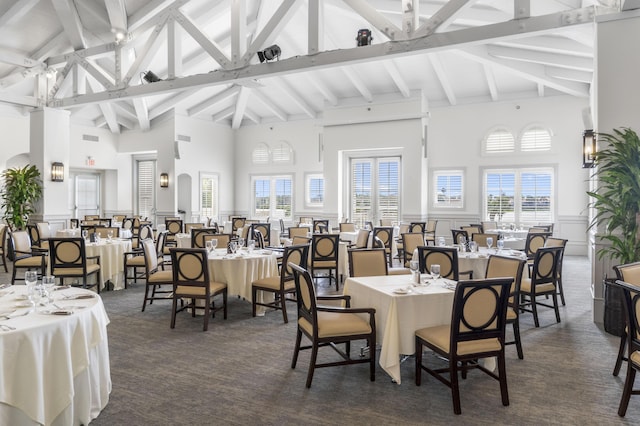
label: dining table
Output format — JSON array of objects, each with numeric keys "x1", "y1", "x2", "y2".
[
  {"x1": 343, "y1": 274, "x2": 456, "y2": 384},
  {"x1": 0, "y1": 285, "x2": 111, "y2": 425},
  {"x1": 458, "y1": 248, "x2": 528, "y2": 279}
]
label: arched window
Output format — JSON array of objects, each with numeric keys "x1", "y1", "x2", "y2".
[
  {"x1": 521, "y1": 126, "x2": 552, "y2": 152},
  {"x1": 252, "y1": 143, "x2": 270, "y2": 165},
  {"x1": 272, "y1": 140, "x2": 293, "y2": 164},
  {"x1": 484, "y1": 128, "x2": 515, "y2": 154}
]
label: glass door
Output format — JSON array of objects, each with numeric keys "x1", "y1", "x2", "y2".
[{"x1": 349, "y1": 156, "x2": 400, "y2": 227}]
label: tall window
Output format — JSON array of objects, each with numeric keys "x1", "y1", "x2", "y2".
[
  {"x1": 484, "y1": 168, "x2": 554, "y2": 225},
  {"x1": 200, "y1": 173, "x2": 219, "y2": 220},
  {"x1": 305, "y1": 174, "x2": 324, "y2": 207},
  {"x1": 136, "y1": 160, "x2": 156, "y2": 220},
  {"x1": 433, "y1": 170, "x2": 464, "y2": 208},
  {"x1": 350, "y1": 157, "x2": 400, "y2": 226},
  {"x1": 74, "y1": 173, "x2": 100, "y2": 218},
  {"x1": 252, "y1": 175, "x2": 293, "y2": 219}
]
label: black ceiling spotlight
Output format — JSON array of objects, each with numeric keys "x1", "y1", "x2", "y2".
[
  {"x1": 257, "y1": 45, "x2": 281, "y2": 63},
  {"x1": 356, "y1": 29, "x2": 372, "y2": 46},
  {"x1": 143, "y1": 70, "x2": 162, "y2": 83}
]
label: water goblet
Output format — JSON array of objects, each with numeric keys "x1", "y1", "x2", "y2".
[
  {"x1": 409, "y1": 260, "x2": 420, "y2": 284},
  {"x1": 25, "y1": 270, "x2": 38, "y2": 306},
  {"x1": 248, "y1": 239, "x2": 255, "y2": 253},
  {"x1": 210, "y1": 239, "x2": 218, "y2": 251},
  {"x1": 437, "y1": 236, "x2": 446, "y2": 247},
  {"x1": 229, "y1": 241, "x2": 237, "y2": 254},
  {"x1": 469, "y1": 241, "x2": 477, "y2": 253},
  {"x1": 497, "y1": 239, "x2": 505, "y2": 251},
  {"x1": 82, "y1": 229, "x2": 88, "y2": 241},
  {"x1": 238, "y1": 237, "x2": 245, "y2": 249},
  {"x1": 430, "y1": 264, "x2": 441, "y2": 281},
  {"x1": 107, "y1": 230, "x2": 113, "y2": 242},
  {"x1": 206, "y1": 240, "x2": 213, "y2": 253},
  {"x1": 486, "y1": 237, "x2": 493, "y2": 250},
  {"x1": 459, "y1": 236, "x2": 467, "y2": 251},
  {"x1": 42, "y1": 275, "x2": 56, "y2": 305}
]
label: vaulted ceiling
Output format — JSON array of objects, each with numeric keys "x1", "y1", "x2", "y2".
[{"x1": 0, "y1": 0, "x2": 630, "y2": 133}]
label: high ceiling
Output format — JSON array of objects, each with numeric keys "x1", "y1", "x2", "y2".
[{"x1": 0, "y1": 0, "x2": 629, "y2": 133}]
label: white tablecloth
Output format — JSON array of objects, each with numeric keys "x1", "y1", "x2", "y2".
[
  {"x1": 0, "y1": 286, "x2": 111, "y2": 425},
  {"x1": 458, "y1": 249, "x2": 528, "y2": 279},
  {"x1": 57, "y1": 228, "x2": 132, "y2": 239},
  {"x1": 86, "y1": 240, "x2": 132, "y2": 290}
]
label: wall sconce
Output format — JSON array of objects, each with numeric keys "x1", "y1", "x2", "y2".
[
  {"x1": 51, "y1": 162, "x2": 64, "y2": 182},
  {"x1": 160, "y1": 173, "x2": 169, "y2": 188},
  {"x1": 583, "y1": 129, "x2": 596, "y2": 168}
]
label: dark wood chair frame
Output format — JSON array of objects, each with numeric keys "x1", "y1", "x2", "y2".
[
  {"x1": 451, "y1": 229, "x2": 469, "y2": 245},
  {"x1": 310, "y1": 233, "x2": 341, "y2": 290},
  {"x1": 48, "y1": 237, "x2": 101, "y2": 293},
  {"x1": 141, "y1": 235, "x2": 173, "y2": 312},
  {"x1": 373, "y1": 226, "x2": 394, "y2": 268},
  {"x1": 312, "y1": 219, "x2": 329, "y2": 234},
  {"x1": 191, "y1": 227, "x2": 220, "y2": 248},
  {"x1": 7, "y1": 230, "x2": 47, "y2": 284},
  {"x1": 417, "y1": 246, "x2": 472, "y2": 280},
  {"x1": 249, "y1": 223, "x2": 271, "y2": 247},
  {"x1": 519, "y1": 246, "x2": 562, "y2": 327},
  {"x1": 612, "y1": 262, "x2": 640, "y2": 377},
  {"x1": 415, "y1": 278, "x2": 513, "y2": 415}
]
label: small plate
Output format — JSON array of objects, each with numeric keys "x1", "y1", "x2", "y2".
[
  {"x1": 14, "y1": 295, "x2": 29, "y2": 301},
  {"x1": 15, "y1": 300, "x2": 34, "y2": 308},
  {"x1": 393, "y1": 288, "x2": 410, "y2": 294},
  {"x1": 40, "y1": 309, "x2": 73, "y2": 316}
]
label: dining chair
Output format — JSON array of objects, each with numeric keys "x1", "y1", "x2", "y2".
[
  {"x1": 461, "y1": 225, "x2": 482, "y2": 238},
  {"x1": 48, "y1": 237, "x2": 102, "y2": 293},
  {"x1": 288, "y1": 227, "x2": 309, "y2": 239},
  {"x1": 544, "y1": 237, "x2": 568, "y2": 305},
  {"x1": 310, "y1": 233, "x2": 340, "y2": 290},
  {"x1": 165, "y1": 219, "x2": 183, "y2": 247},
  {"x1": 409, "y1": 222, "x2": 426, "y2": 234},
  {"x1": 339, "y1": 222, "x2": 356, "y2": 232},
  {"x1": 364, "y1": 221, "x2": 374, "y2": 231},
  {"x1": 7, "y1": 230, "x2": 48, "y2": 284},
  {"x1": 395, "y1": 223, "x2": 410, "y2": 259},
  {"x1": 451, "y1": 229, "x2": 469, "y2": 245},
  {"x1": 611, "y1": 279, "x2": 640, "y2": 417},
  {"x1": 481, "y1": 221, "x2": 498, "y2": 232},
  {"x1": 417, "y1": 246, "x2": 472, "y2": 280},
  {"x1": 425, "y1": 219, "x2": 438, "y2": 245},
  {"x1": 373, "y1": 226, "x2": 394, "y2": 268},
  {"x1": 292, "y1": 236, "x2": 311, "y2": 246},
  {"x1": 27, "y1": 224, "x2": 43, "y2": 249},
  {"x1": 380, "y1": 218, "x2": 394, "y2": 226},
  {"x1": 485, "y1": 255, "x2": 526, "y2": 359},
  {"x1": 298, "y1": 216, "x2": 313, "y2": 226},
  {"x1": 121, "y1": 217, "x2": 134, "y2": 235},
  {"x1": 279, "y1": 218, "x2": 288, "y2": 237},
  {"x1": 231, "y1": 217, "x2": 246, "y2": 233},
  {"x1": 191, "y1": 227, "x2": 219, "y2": 248},
  {"x1": 94, "y1": 226, "x2": 120, "y2": 239},
  {"x1": 519, "y1": 246, "x2": 563, "y2": 327},
  {"x1": 36, "y1": 222, "x2": 51, "y2": 249},
  {"x1": 203, "y1": 234, "x2": 231, "y2": 251},
  {"x1": 348, "y1": 248, "x2": 388, "y2": 277},
  {"x1": 249, "y1": 223, "x2": 271, "y2": 247},
  {"x1": 0, "y1": 225, "x2": 8, "y2": 273},
  {"x1": 140, "y1": 237, "x2": 174, "y2": 312},
  {"x1": 169, "y1": 248, "x2": 228, "y2": 331},
  {"x1": 415, "y1": 277, "x2": 513, "y2": 414},
  {"x1": 351, "y1": 229, "x2": 371, "y2": 249},
  {"x1": 113, "y1": 214, "x2": 126, "y2": 223},
  {"x1": 471, "y1": 233, "x2": 495, "y2": 248},
  {"x1": 523, "y1": 231, "x2": 551, "y2": 261},
  {"x1": 69, "y1": 218, "x2": 80, "y2": 229},
  {"x1": 133, "y1": 224, "x2": 153, "y2": 250},
  {"x1": 612, "y1": 262, "x2": 640, "y2": 377},
  {"x1": 251, "y1": 244, "x2": 309, "y2": 323},
  {"x1": 402, "y1": 232, "x2": 425, "y2": 267},
  {"x1": 184, "y1": 222, "x2": 204, "y2": 234},
  {"x1": 289, "y1": 263, "x2": 376, "y2": 388},
  {"x1": 98, "y1": 218, "x2": 112, "y2": 227},
  {"x1": 312, "y1": 219, "x2": 329, "y2": 234}
]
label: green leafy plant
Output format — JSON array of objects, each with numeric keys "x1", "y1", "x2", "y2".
[
  {"x1": 1, "y1": 164, "x2": 43, "y2": 230},
  {"x1": 587, "y1": 128, "x2": 640, "y2": 264}
]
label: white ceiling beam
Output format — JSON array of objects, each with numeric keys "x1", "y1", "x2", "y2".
[
  {"x1": 76, "y1": 0, "x2": 110, "y2": 28},
  {"x1": 0, "y1": 92, "x2": 39, "y2": 107},
  {"x1": 75, "y1": 57, "x2": 115, "y2": 90},
  {"x1": 128, "y1": 0, "x2": 182, "y2": 32},
  {"x1": 457, "y1": 46, "x2": 590, "y2": 97},
  {"x1": 241, "y1": 0, "x2": 301, "y2": 65},
  {"x1": 383, "y1": 60, "x2": 410, "y2": 98},
  {"x1": 112, "y1": 101, "x2": 138, "y2": 120},
  {"x1": 133, "y1": 98, "x2": 150, "y2": 130},
  {"x1": 187, "y1": 85, "x2": 240, "y2": 116},
  {"x1": 231, "y1": 0, "x2": 247, "y2": 68},
  {"x1": 116, "y1": 114, "x2": 136, "y2": 130},
  {"x1": 0, "y1": 67, "x2": 43, "y2": 89},
  {"x1": 414, "y1": 0, "x2": 477, "y2": 38},
  {"x1": 428, "y1": 53, "x2": 456, "y2": 105},
  {"x1": 252, "y1": 89, "x2": 287, "y2": 121},
  {"x1": 211, "y1": 106, "x2": 235, "y2": 123},
  {"x1": 243, "y1": 107, "x2": 260, "y2": 124},
  {"x1": 48, "y1": 58, "x2": 75, "y2": 98},
  {"x1": 402, "y1": 0, "x2": 419, "y2": 38},
  {"x1": 342, "y1": 0, "x2": 402, "y2": 40},
  {"x1": 306, "y1": 75, "x2": 338, "y2": 106},
  {"x1": 0, "y1": 48, "x2": 44, "y2": 68},
  {"x1": 122, "y1": 17, "x2": 168, "y2": 85},
  {"x1": 50, "y1": 0, "x2": 87, "y2": 49},
  {"x1": 148, "y1": 88, "x2": 199, "y2": 119},
  {"x1": 308, "y1": 0, "x2": 324, "y2": 55},
  {"x1": 48, "y1": 7, "x2": 598, "y2": 108},
  {"x1": 105, "y1": 0, "x2": 128, "y2": 33},
  {"x1": 231, "y1": 86, "x2": 250, "y2": 129},
  {"x1": 342, "y1": 67, "x2": 372, "y2": 102},
  {"x1": 0, "y1": 0, "x2": 40, "y2": 27},
  {"x1": 167, "y1": 16, "x2": 182, "y2": 79},
  {"x1": 515, "y1": 0, "x2": 531, "y2": 19},
  {"x1": 495, "y1": 36, "x2": 592, "y2": 57},
  {"x1": 487, "y1": 45, "x2": 593, "y2": 71},
  {"x1": 483, "y1": 63, "x2": 498, "y2": 101},
  {"x1": 546, "y1": 66, "x2": 592, "y2": 83},
  {"x1": 87, "y1": 79, "x2": 119, "y2": 133},
  {"x1": 270, "y1": 78, "x2": 316, "y2": 118},
  {"x1": 173, "y1": 9, "x2": 230, "y2": 69},
  {"x1": 537, "y1": 82, "x2": 544, "y2": 97}
]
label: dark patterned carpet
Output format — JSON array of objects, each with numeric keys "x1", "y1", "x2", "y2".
[{"x1": 79, "y1": 256, "x2": 638, "y2": 425}]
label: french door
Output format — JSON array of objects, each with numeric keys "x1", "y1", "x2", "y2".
[
  {"x1": 349, "y1": 156, "x2": 400, "y2": 227},
  {"x1": 73, "y1": 173, "x2": 101, "y2": 219}
]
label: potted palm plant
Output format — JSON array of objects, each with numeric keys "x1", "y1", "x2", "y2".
[
  {"x1": 1, "y1": 164, "x2": 43, "y2": 230},
  {"x1": 587, "y1": 127, "x2": 640, "y2": 335}
]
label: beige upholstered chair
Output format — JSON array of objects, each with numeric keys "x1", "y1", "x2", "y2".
[
  {"x1": 485, "y1": 255, "x2": 526, "y2": 359},
  {"x1": 339, "y1": 222, "x2": 356, "y2": 232},
  {"x1": 191, "y1": 228, "x2": 219, "y2": 248},
  {"x1": 380, "y1": 218, "x2": 394, "y2": 226},
  {"x1": 231, "y1": 217, "x2": 246, "y2": 233},
  {"x1": 184, "y1": 222, "x2": 204, "y2": 234},
  {"x1": 402, "y1": 232, "x2": 425, "y2": 267},
  {"x1": 133, "y1": 224, "x2": 153, "y2": 250},
  {"x1": 611, "y1": 279, "x2": 640, "y2": 417},
  {"x1": 203, "y1": 234, "x2": 231, "y2": 251},
  {"x1": 8, "y1": 230, "x2": 47, "y2": 284},
  {"x1": 141, "y1": 237, "x2": 173, "y2": 312},
  {"x1": 288, "y1": 226, "x2": 308, "y2": 239},
  {"x1": 415, "y1": 278, "x2": 513, "y2": 414},
  {"x1": 113, "y1": 215, "x2": 126, "y2": 223},
  {"x1": 165, "y1": 219, "x2": 183, "y2": 246},
  {"x1": 170, "y1": 248, "x2": 227, "y2": 331},
  {"x1": 373, "y1": 227, "x2": 394, "y2": 268},
  {"x1": 481, "y1": 221, "x2": 498, "y2": 231},
  {"x1": 84, "y1": 215, "x2": 100, "y2": 220},
  {"x1": 251, "y1": 244, "x2": 309, "y2": 323},
  {"x1": 312, "y1": 219, "x2": 329, "y2": 234},
  {"x1": 417, "y1": 246, "x2": 472, "y2": 280},
  {"x1": 352, "y1": 229, "x2": 370, "y2": 249},
  {"x1": 290, "y1": 263, "x2": 376, "y2": 388},
  {"x1": 461, "y1": 225, "x2": 481, "y2": 238},
  {"x1": 249, "y1": 223, "x2": 271, "y2": 246},
  {"x1": 310, "y1": 234, "x2": 340, "y2": 290},
  {"x1": 48, "y1": 237, "x2": 101, "y2": 293},
  {"x1": 292, "y1": 236, "x2": 311, "y2": 246},
  {"x1": 523, "y1": 232, "x2": 550, "y2": 261},
  {"x1": 451, "y1": 229, "x2": 469, "y2": 245},
  {"x1": 298, "y1": 216, "x2": 313, "y2": 226},
  {"x1": 471, "y1": 233, "x2": 495, "y2": 249},
  {"x1": 425, "y1": 219, "x2": 438, "y2": 245},
  {"x1": 519, "y1": 246, "x2": 562, "y2": 327},
  {"x1": 94, "y1": 226, "x2": 120, "y2": 239},
  {"x1": 544, "y1": 237, "x2": 568, "y2": 305},
  {"x1": 348, "y1": 248, "x2": 388, "y2": 277},
  {"x1": 612, "y1": 262, "x2": 640, "y2": 377}
]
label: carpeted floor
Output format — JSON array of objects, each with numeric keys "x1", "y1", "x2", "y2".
[{"x1": 17, "y1": 255, "x2": 637, "y2": 425}]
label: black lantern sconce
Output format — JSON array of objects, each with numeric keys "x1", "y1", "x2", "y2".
[
  {"x1": 51, "y1": 162, "x2": 64, "y2": 182},
  {"x1": 582, "y1": 129, "x2": 596, "y2": 168},
  {"x1": 160, "y1": 173, "x2": 169, "y2": 188}
]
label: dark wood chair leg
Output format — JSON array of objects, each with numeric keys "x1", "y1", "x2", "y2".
[
  {"x1": 513, "y1": 321, "x2": 524, "y2": 360},
  {"x1": 450, "y1": 360, "x2": 462, "y2": 415},
  {"x1": 619, "y1": 363, "x2": 637, "y2": 417},
  {"x1": 415, "y1": 340, "x2": 423, "y2": 386},
  {"x1": 498, "y1": 353, "x2": 510, "y2": 407},
  {"x1": 291, "y1": 330, "x2": 302, "y2": 369},
  {"x1": 251, "y1": 287, "x2": 257, "y2": 318},
  {"x1": 306, "y1": 343, "x2": 319, "y2": 388},
  {"x1": 614, "y1": 332, "x2": 627, "y2": 376}
]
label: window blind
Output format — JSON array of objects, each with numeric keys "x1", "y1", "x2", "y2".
[
  {"x1": 521, "y1": 127, "x2": 552, "y2": 152},
  {"x1": 137, "y1": 160, "x2": 155, "y2": 219},
  {"x1": 485, "y1": 129, "x2": 515, "y2": 153},
  {"x1": 434, "y1": 171, "x2": 463, "y2": 207}
]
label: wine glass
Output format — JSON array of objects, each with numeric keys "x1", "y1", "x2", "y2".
[
  {"x1": 107, "y1": 229, "x2": 113, "y2": 242},
  {"x1": 206, "y1": 240, "x2": 213, "y2": 253},
  {"x1": 25, "y1": 271, "x2": 38, "y2": 306},
  {"x1": 229, "y1": 241, "x2": 237, "y2": 254},
  {"x1": 497, "y1": 239, "x2": 505, "y2": 251},
  {"x1": 82, "y1": 229, "x2": 88, "y2": 241},
  {"x1": 486, "y1": 237, "x2": 493, "y2": 250},
  {"x1": 437, "y1": 236, "x2": 446, "y2": 247},
  {"x1": 210, "y1": 239, "x2": 218, "y2": 251},
  {"x1": 238, "y1": 237, "x2": 245, "y2": 249},
  {"x1": 409, "y1": 260, "x2": 420, "y2": 284},
  {"x1": 430, "y1": 264, "x2": 441, "y2": 281},
  {"x1": 248, "y1": 239, "x2": 255, "y2": 253},
  {"x1": 459, "y1": 236, "x2": 467, "y2": 251},
  {"x1": 42, "y1": 275, "x2": 56, "y2": 305}
]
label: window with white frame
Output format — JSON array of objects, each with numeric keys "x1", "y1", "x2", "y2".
[
  {"x1": 200, "y1": 173, "x2": 219, "y2": 221},
  {"x1": 520, "y1": 126, "x2": 552, "y2": 152},
  {"x1": 349, "y1": 157, "x2": 400, "y2": 226},
  {"x1": 252, "y1": 143, "x2": 270, "y2": 165},
  {"x1": 272, "y1": 141, "x2": 293, "y2": 164},
  {"x1": 251, "y1": 175, "x2": 293, "y2": 219},
  {"x1": 433, "y1": 170, "x2": 464, "y2": 208},
  {"x1": 484, "y1": 128, "x2": 515, "y2": 154},
  {"x1": 305, "y1": 173, "x2": 324, "y2": 207},
  {"x1": 483, "y1": 167, "x2": 554, "y2": 225},
  {"x1": 136, "y1": 159, "x2": 156, "y2": 219}
]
